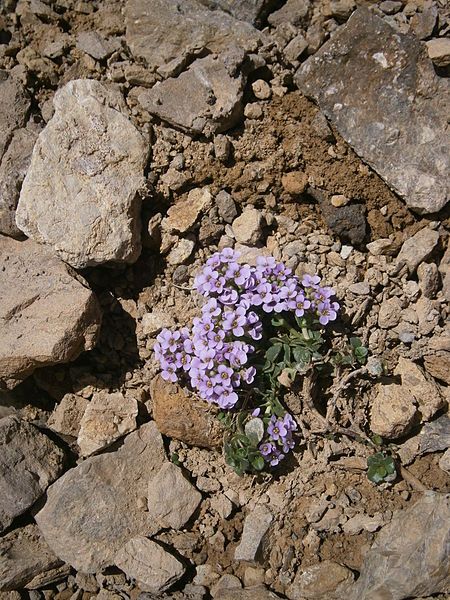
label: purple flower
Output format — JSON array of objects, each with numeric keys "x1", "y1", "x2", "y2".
[
  {"x1": 157, "y1": 329, "x2": 181, "y2": 353},
  {"x1": 161, "y1": 363, "x2": 178, "y2": 383},
  {"x1": 259, "y1": 441, "x2": 275, "y2": 456},
  {"x1": 302, "y1": 274, "x2": 321, "y2": 288},
  {"x1": 267, "y1": 416, "x2": 288, "y2": 441},
  {"x1": 317, "y1": 301, "x2": 339, "y2": 325},
  {"x1": 252, "y1": 408, "x2": 261, "y2": 417},
  {"x1": 269, "y1": 448, "x2": 285, "y2": 466}
]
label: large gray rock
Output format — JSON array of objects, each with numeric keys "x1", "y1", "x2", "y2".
[
  {"x1": 0, "y1": 417, "x2": 66, "y2": 533},
  {"x1": 0, "y1": 124, "x2": 40, "y2": 238},
  {"x1": 35, "y1": 423, "x2": 167, "y2": 573},
  {"x1": 349, "y1": 493, "x2": 450, "y2": 599},
  {"x1": 0, "y1": 237, "x2": 101, "y2": 390},
  {"x1": 139, "y1": 53, "x2": 245, "y2": 136},
  {"x1": 15, "y1": 79, "x2": 147, "y2": 268},
  {"x1": 197, "y1": 0, "x2": 271, "y2": 25},
  {"x1": 115, "y1": 536, "x2": 185, "y2": 594},
  {"x1": 0, "y1": 524, "x2": 63, "y2": 591},
  {"x1": 125, "y1": 0, "x2": 262, "y2": 71},
  {"x1": 295, "y1": 8, "x2": 450, "y2": 215},
  {"x1": 0, "y1": 71, "x2": 30, "y2": 162},
  {"x1": 234, "y1": 505, "x2": 273, "y2": 563},
  {"x1": 286, "y1": 560, "x2": 354, "y2": 599}
]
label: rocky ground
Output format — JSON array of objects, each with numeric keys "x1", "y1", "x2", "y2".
[{"x1": 0, "y1": 0, "x2": 449, "y2": 599}]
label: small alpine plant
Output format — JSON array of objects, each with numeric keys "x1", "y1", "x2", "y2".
[{"x1": 154, "y1": 248, "x2": 341, "y2": 475}]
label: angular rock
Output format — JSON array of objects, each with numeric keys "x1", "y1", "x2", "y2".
[
  {"x1": 125, "y1": 0, "x2": 262, "y2": 70},
  {"x1": 349, "y1": 493, "x2": 450, "y2": 600},
  {"x1": 76, "y1": 31, "x2": 115, "y2": 60},
  {"x1": 394, "y1": 357, "x2": 445, "y2": 422},
  {"x1": 0, "y1": 524, "x2": 63, "y2": 591},
  {"x1": 0, "y1": 416, "x2": 66, "y2": 533},
  {"x1": 219, "y1": 587, "x2": 283, "y2": 600},
  {"x1": 424, "y1": 352, "x2": 450, "y2": 385},
  {"x1": 47, "y1": 394, "x2": 89, "y2": 439},
  {"x1": 234, "y1": 505, "x2": 273, "y2": 563},
  {"x1": 35, "y1": 423, "x2": 166, "y2": 573},
  {"x1": 426, "y1": 38, "x2": 450, "y2": 68},
  {"x1": 151, "y1": 375, "x2": 224, "y2": 449},
  {"x1": 16, "y1": 79, "x2": 147, "y2": 268},
  {"x1": 216, "y1": 190, "x2": 238, "y2": 223},
  {"x1": 268, "y1": 0, "x2": 310, "y2": 27},
  {"x1": 147, "y1": 463, "x2": 202, "y2": 530},
  {"x1": 232, "y1": 208, "x2": 265, "y2": 245},
  {"x1": 310, "y1": 187, "x2": 366, "y2": 245},
  {"x1": 398, "y1": 415, "x2": 450, "y2": 465},
  {"x1": 167, "y1": 238, "x2": 195, "y2": 265},
  {"x1": 370, "y1": 382, "x2": 417, "y2": 439},
  {"x1": 378, "y1": 297, "x2": 402, "y2": 329},
  {"x1": 26, "y1": 564, "x2": 72, "y2": 590},
  {"x1": 115, "y1": 536, "x2": 185, "y2": 594},
  {"x1": 295, "y1": 8, "x2": 450, "y2": 215},
  {"x1": 0, "y1": 71, "x2": 30, "y2": 162},
  {"x1": 0, "y1": 124, "x2": 40, "y2": 238},
  {"x1": 0, "y1": 238, "x2": 101, "y2": 389},
  {"x1": 77, "y1": 391, "x2": 138, "y2": 456},
  {"x1": 139, "y1": 54, "x2": 245, "y2": 136},
  {"x1": 141, "y1": 309, "x2": 176, "y2": 337},
  {"x1": 396, "y1": 228, "x2": 439, "y2": 273},
  {"x1": 286, "y1": 560, "x2": 354, "y2": 600},
  {"x1": 438, "y1": 243, "x2": 450, "y2": 302},
  {"x1": 163, "y1": 188, "x2": 213, "y2": 234},
  {"x1": 198, "y1": 0, "x2": 270, "y2": 25}
]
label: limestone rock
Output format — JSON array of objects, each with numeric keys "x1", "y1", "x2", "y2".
[
  {"x1": 151, "y1": 375, "x2": 224, "y2": 449},
  {"x1": 16, "y1": 79, "x2": 147, "y2": 268},
  {"x1": 115, "y1": 536, "x2": 185, "y2": 594},
  {"x1": 370, "y1": 382, "x2": 417, "y2": 439},
  {"x1": 47, "y1": 394, "x2": 89, "y2": 439},
  {"x1": 197, "y1": 0, "x2": 270, "y2": 25},
  {"x1": 0, "y1": 237, "x2": 101, "y2": 389},
  {"x1": 232, "y1": 208, "x2": 265, "y2": 245},
  {"x1": 147, "y1": 463, "x2": 202, "y2": 529},
  {"x1": 0, "y1": 524, "x2": 63, "y2": 591},
  {"x1": 163, "y1": 188, "x2": 213, "y2": 234},
  {"x1": 219, "y1": 587, "x2": 283, "y2": 600},
  {"x1": 424, "y1": 352, "x2": 450, "y2": 385},
  {"x1": 286, "y1": 560, "x2": 354, "y2": 599},
  {"x1": 0, "y1": 71, "x2": 30, "y2": 162},
  {"x1": 295, "y1": 8, "x2": 450, "y2": 214},
  {"x1": 349, "y1": 493, "x2": 450, "y2": 599},
  {"x1": 378, "y1": 297, "x2": 402, "y2": 329},
  {"x1": 0, "y1": 416, "x2": 66, "y2": 533},
  {"x1": 139, "y1": 54, "x2": 245, "y2": 136},
  {"x1": 396, "y1": 228, "x2": 440, "y2": 273},
  {"x1": 125, "y1": 0, "x2": 262, "y2": 71},
  {"x1": 77, "y1": 391, "x2": 138, "y2": 456},
  {"x1": 398, "y1": 415, "x2": 450, "y2": 465},
  {"x1": 76, "y1": 31, "x2": 115, "y2": 61},
  {"x1": 426, "y1": 38, "x2": 450, "y2": 67},
  {"x1": 0, "y1": 124, "x2": 40, "y2": 238},
  {"x1": 35, "y1": 423, "x2": 166, "y2": 573},
  {"x1": 394, "y1": 357, "x2": 445, "y2": 422},
  {"x1": 234, "y1": 505, "x2": 273, "y2": 563}
]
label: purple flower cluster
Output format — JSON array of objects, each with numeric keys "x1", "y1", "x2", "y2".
[
  {"x1": 154, "y1": 248, "x2": 339, "y2": 411},
  {"x1": 259, "y1": 413, "x2": 298, "y2": 466}
]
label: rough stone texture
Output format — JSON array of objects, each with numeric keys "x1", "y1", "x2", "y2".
[
  {"x1": 394, "y1": 357, "x2": 445, "y2": 422},
  {"x1": 438, "y1": 243, "x2": 450, "y2": 302},
  {"x1": 151, "y1": 375, "x2": 224, "y2": 449},
  {"x1": 139, "y1": 54, "x2": 245, "y2": 136},
  {"x1": 234, "y1": 505, "x2": 273, "y2": 563},
  {"x1": 15, "y1": 79, "x2": 147, "y2": 268},
  {"x1": 370, "y1": 382, "x2": 417, "y2": 439},
  {"x1": 219, "y1": 586, "x2": 284, "y2": 599},
  {"x1": 0, "y1": 237, "x2": 101, "y2": 390},
  {"x1": 426, "y1": 38, "x2": 450, "y2": 67},
  {"x1": 197, "y1": 0, "x2": 271, "y2": 25},
  {"x1": 125, "y1": 0, "x2": 262, "y2": 71},
  {"x1": 77, "y1": 391, "x2": 138, "y2": 456},
  {"x1": 232, "y1": 208, "x2": 265, "y2": 245},
  {"x1": 268, "y1": 0, "x2": 310, "y2": 27},
  {"x1": 47, "y1": 394, "x2": 89, "y2": 439},
  {"x1": 147, "y1": 463, "x2": 202, "y2": 529},
  {"x1": 0, "y1": 70, "x2": 30, "y2": 162},
  {"x1": 0, "y1": 416, "x2": 66, "y2": 533},
  {"x1": 141, "y1": 310, "x2": 176, "y2": 337},
  {"x1": 286, "y1": 560, "x2": 354, "y2": 599},
  {"x1": 35, "y1": 423, "x2": 166, "y2": 573},
  {"x1": 76, "y1": 31, "x2": 115, "y2": 60},
  {"x1": 309, "y1": 187, "x2": 366, "y2": 245},
  {"x1": 163, "y1": 188, "x2": 213, "y2": 233},
  {"x1": 115, "y1": 536, "x2": 185, "y2": 594},
  {"x1": 0, "y1": 524, "x2": 63, "y2": 591},
  {"x1": 0, "y1": 123, "x2": 40, "y2": 238},
  {"x1": 378, "y1": 297, "x2": 402, "y2": 329},
  {"x1": 398, "y1": 415, "x2": 450, "y2": 465},
  {"x1": 216, "y1": 190, "x2": 238, "y2": 223},
  {"x1": 396, "y1": 228, "x2": 440, "y2": 273},
  {"x1": 295, "y1": 8, "x2": 450, "y2": 215},
  {"x1": 349, "y1": 493, "x2": 450, "y2": 600},
  {"x1": 424, "y1": 352, "x2": 450, "y2": 385}
]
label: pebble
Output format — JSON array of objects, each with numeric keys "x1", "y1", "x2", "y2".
[
  {"x1": 331, "y1": 194, "x2": 350, "y2": 207},
  {"x1": 348, "y1": 281, "x2": 370, "y2": 295},
  {"x1": 252, "y1": 80, "x2": 271, "y2": 100},
  {"x1": 378, "y1": 297, "x2": 402, "y2": 329},
  {"x1": 167, "y1": 238, "x2": 195, "y2": 265},
  {"x1": 281, "y1": 171, "x2": 308, "y2": 195},
  {"x1": 232, "y1": 208, "x2": 265, "y2": 245},
  {"x1": 234, "y1": 505, "x2": 273, "y2": 563},
  {"x1": 244, "y1": 103, "x2": 263, "y2": 119},
  {"x1": 396, "y1": 227, "x2": 439, "y2": 273},
  {"x1": 216, "y1": 190, "x2": 238, "y2": 224},
  {"x1": 379, "y1": 0, "x2": 402, "y2": 14},
  {"x1": 426, "y1": 38, "x2": 450, "y2": 67},
  {"x1": 141, "y1": 309, "x2": 175, "y2": 337},
  {"x1": 340, "y1": 245, "x2": 353, "y2": 259},
  {"x1": 214, "y1": 135, "x2": 232, "y2": 162}
]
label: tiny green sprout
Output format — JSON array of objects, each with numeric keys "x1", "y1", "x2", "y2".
[
  {"x1": 367, "y1": 451, "x2": 396, "y2": 484},
  {"x1": 170, "y1": 452, "x2": 181, "y2": 466}
]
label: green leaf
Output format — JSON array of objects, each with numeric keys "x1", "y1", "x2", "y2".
[
  {"x1": 251, "y1": 455, "x2": 265, "y2": 471},
  {"x1": 350, "y1": 337, "x2": 362, "y2": 349},
  {"x1": 266, "y1": 343, "x2": 282, "y2": 363}
]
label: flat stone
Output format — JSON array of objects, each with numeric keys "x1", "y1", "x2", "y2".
[
  {"x1": 295, "y1": 8, "x2": 450, "y2": 214},
  {"x1": 349, "y1": 493, "x2": 450, "y2": 599},
  {"x1": 232, "y1": 208, "x2": 265, "y2": 245},
  {"x1": 125, "y1": 0, "x2": 262, "y2": 71},
  {"x1": 151, "y1": 375, "x2": 224, "y2": 449},
  {"x1": 0, "y1": 238, "x2": 101, "y2": 390},
  {"x1": 167, "y1": 238, "x2": 195, "y2": 265},
  {"x1": 115, "y1": 536, "x2": 185, "y2": 594},
  {"x1": 147, "y1": 462, "x2": 202, "y2": 529},
  {"x1": 426, "y1": 38, "x2": 450, "y2": 67},
  {"x1": 268, "y1": 0, "x2": 310, "y2": 26},
  {"x1": 310, "y1": 187, "x2": 366, "y2": 245},
  {"x1": 394, "y1": 357, "x2": 445, "y2": 422},
  {"x1": 234, "y1": 505, "x2": 273, "y2": 563},
  {"x1": 197, "y1": 0, "x2": 270, "y2": 25},
  {"x1": 410, "y1": 8, "x2": 437, "y2": 40},
  {"x1": 219, "y1": 587, "x2": 283, "y2": 600},
  {"x1": 16, "y1": 79, "x2": 147, "y2": 268},
  {"x1": 216, "y1": 190, "x2": 237, "y2": 223},
  {"x1": 378, "y1": 297, "x2": 402, "y2": 329},
  {"x1": 379, "y1": 1, "x2": 402, "y2": 14},
  {"x1": 164, "y1": 188, "x2": 213, "y2": 234},
  {"x1": 76, "y1": 31, "x2": 115, "y2": 60},
  {"x1": 0, "y1": 71, "x2": 30, "y2": 162},
  {"x1": 398, "y1": 415, "x2": 450, "y2": 465},
  {"x1": 0, "y1": 123, "x2": 40, "y2": 238},
  {"x1": 348, "y1": 282, "x2": 370, "y2": 295},
  {"x1": 396, "y1": 227, "x2": 440, "y2": 273},
  {"x1": 139, "y1": 54, "x2": 245, "y2": 136},
  {"x1": 286, "y1": 560, "x2": 354, "y2": 599},
  {"x1": 0, "y1": 524, "x2": 63, "y2": 591},
  {"x1": 370, "y1": 382, "x2": 417, "y2": 439},
  {"x1": 424, "y1": 352, "x2": 450, "y2": 385},
  {"x1": 77, "y1": 391, "x2": 138, "y2": 456},
  {"x1": 35, "y1": 423, "x2": 167, "y2": 573},
  {"x1": 438, "y1": 243, "x2": 450, "y2": 302},
  {"x1": 211, "y1": 574, "x2": 242, "y2": 597},
  {"x1": 141, "y1": 310, "x2": 176, "y2": 337},
  {"x1": 47, "y1": 394, "x2": 88, "y2": 439},
  {"x1": 0, "y1": 417, "x2": 66, "y2": 533}
]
